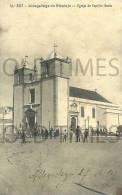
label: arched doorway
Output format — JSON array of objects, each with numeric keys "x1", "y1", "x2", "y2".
[
  {"x1": 25, "y1": 108, "x2": 36, "y2": 130},
  {"x1": 71, "y1": 117, "x2": 77, "y2": 131}
]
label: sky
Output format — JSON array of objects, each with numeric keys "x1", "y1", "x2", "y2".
[{"x1": 0, "y1": 0, "x2": 122, "y2": 107}]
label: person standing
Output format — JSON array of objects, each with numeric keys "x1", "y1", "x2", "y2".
[
  {"x1": 34, "y1": 124, "x2": 38, "y2": 142},
  {"x1": 83, "y1": 129, "x2": 89, "y2": 143},
  {"x1": 96, "y1": 128, "x2": 99, "y2": 142},
  {"x1": 21, "y1": 125, "x2": 25, "y2": 143},
  {"x1": 49, "y1": 128, "x2": 53, "y2": 139},
  {"x1": 75, "y1": 126, "x2": 81, "y2": 142},
  {"x1": 69, "y1": 129, "x2": 73, "y2": 143},
  {"x1": 45, "y1": 128, "x2": 48, "y2": 139},
  {"x1": 90, "y1": 127, "x2": 94, "y2": 143},
  {"x1": 63, "y1": 129, "x2": 67, "y2": 142}
]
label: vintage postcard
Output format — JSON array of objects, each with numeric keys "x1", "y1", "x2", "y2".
[{"x1": 0, "y1": 0, "x2": 122, "y2": 194}]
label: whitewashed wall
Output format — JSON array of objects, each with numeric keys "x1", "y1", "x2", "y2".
[
  {"x1": 69, "y1": 97, "x2": 121, "y2": 132},
  {"x1": 41, "y1": 78, "x2": 55, "y2": 128},
  {"x1": 14, "y1": 85, "x2": 23, "y2": 127},
  {"x1": 56, "y1": 77, "x2": 69, "y2": 127}
]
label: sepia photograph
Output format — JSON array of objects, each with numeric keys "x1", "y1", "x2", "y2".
[{"x1": 0, "y1": 0, "x2": 122, "y2": 194}]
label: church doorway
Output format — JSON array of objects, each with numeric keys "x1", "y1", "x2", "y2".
[
  {"x1": 71, "y1": 117, "x2": 77, "y2": 131},
  {"x1": 25, "y1": 108, "x2": 36, "y2": 130}
]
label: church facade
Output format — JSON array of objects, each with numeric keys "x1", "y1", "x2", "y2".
[{"x1": 13, "y1": 51, "x2": 122, "y2": 132}]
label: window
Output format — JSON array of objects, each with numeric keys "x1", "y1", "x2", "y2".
[
  {"x1": 81, "y1": 106, "x2": 84, "y2": 117},
  {"x1": 29, "y1": 73, "x2": 33, "y2": 81},
  {"x1": 46, "y1": 64, "x2": 50, "y2": 75},
  {"x1": 92, "y1": 108, "x2": 95, "y2": 118},
  {"x1": 30, "y1": 89, "x2": 35, "y2": 103},
  {"x1": 17, "y1": 74, "x2": 21, "y2": 84}
]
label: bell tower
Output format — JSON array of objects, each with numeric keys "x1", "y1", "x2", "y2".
[{"x1": 40, "y1": 49, "x2": 71, "y2": 129}]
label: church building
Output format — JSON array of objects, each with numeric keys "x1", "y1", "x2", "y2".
[{"x1": 13, "y1": 51, "x2": 122, "y2": 132}]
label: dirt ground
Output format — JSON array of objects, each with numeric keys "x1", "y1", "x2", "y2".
[{"x1": 0, "y1": 138, "x2": 122, "y2": 195}]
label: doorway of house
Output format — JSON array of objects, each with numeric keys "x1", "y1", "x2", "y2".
[
  {"x1": 25, "y1": 108, "x2": 35, "y2": 130},
  {"x1": 71, "y1": 117, "x2": 77, "y2": 131}
]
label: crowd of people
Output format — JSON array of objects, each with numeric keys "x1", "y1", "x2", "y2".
[
  {"x1": 16, "y1": 124, "x2": 108, "y2": 143},
  {"x1": 2, "y1": 122, "x2": 121, "y2": 144},
  {"x1": 17, "y1": 125, "x2": 60, "y2": 143},
  {"x1": 62, "y1": 126, "x2": 89, "y2": 143}
]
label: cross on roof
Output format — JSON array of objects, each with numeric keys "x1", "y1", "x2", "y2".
[{"x1": 53, "y1": 42, "x2": 58, "y2": 54}]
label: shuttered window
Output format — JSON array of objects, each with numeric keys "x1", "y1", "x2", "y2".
[
  {"x1": 30, "y1": 89, "x2": 35, "y2": 103},
  {"x1": 92, "y1": 108, "x2": 95, "y2": 118},
  {"x1": 81, "y1": 106, "x2": 84, "y2": 117}
]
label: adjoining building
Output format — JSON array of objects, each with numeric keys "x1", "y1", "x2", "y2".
[
  {"x1": 13, "y1": 51, "x2": 122, "y2": 132},
  {"x1": 0, "y1": 107, "x2": 13, "y2": 132}
]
